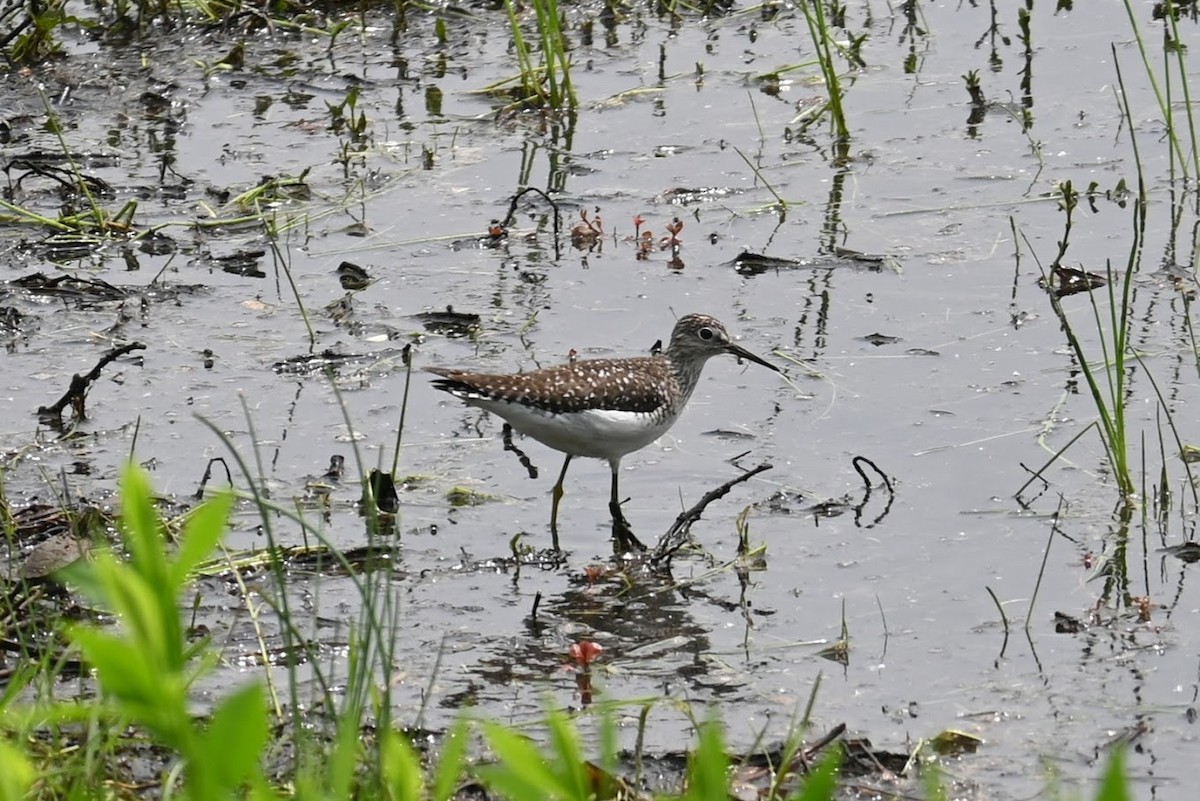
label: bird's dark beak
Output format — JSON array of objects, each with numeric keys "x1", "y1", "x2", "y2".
[{"x1": 726, "y1": 342, "x2": 781, "y2": 372}]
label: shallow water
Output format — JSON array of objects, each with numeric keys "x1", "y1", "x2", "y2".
[{"x1": 3, "y1": 1, "x2": 1199, "y2": 797}]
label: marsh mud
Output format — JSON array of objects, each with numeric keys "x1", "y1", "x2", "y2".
[{"x1": 3, "y1": 1, "x2": 1200, "y2": 798}]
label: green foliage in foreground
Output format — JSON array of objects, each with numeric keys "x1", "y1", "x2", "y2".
[{"x1": 0, "y1": 468, "x2": 1139, "y2": 800}]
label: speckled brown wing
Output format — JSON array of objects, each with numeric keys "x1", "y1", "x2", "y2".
[{"x1": 426, "y1": 357, "x2": 677, "y2": 415}]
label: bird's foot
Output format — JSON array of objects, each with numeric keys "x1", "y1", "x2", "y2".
[{"x1": 609, "y1": 501, "x2": 646, "y2": 553}]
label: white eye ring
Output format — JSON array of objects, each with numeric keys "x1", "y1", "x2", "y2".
[{"x1": 698, "y1": 327, "x2": 715, "y2": 341}]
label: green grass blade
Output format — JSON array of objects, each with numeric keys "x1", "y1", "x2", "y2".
[{"x1": 1096, "y1": 747, "x2": 1131, "y2": 801}]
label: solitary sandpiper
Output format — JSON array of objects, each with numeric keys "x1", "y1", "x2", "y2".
[{"x1": 426, "y1": 313, "x2": 780, "y2": 552}]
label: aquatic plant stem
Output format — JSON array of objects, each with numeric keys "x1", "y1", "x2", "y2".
[
  {"x1": 1162, "y1": 3, "x2": 1200, "y2": 184},
  {"x1": 390, "y1": 346, "x2": 414, "y2": 478},
  {"x1": 505, "y1": 0, "x2": 539, "y2": 103},
  {"x1": 37, "y1": 88, "x2": 108, "y2": 232},
  {"x1": 1120, "y1": 0, "x2": 1191, "y2": 177},
  {"x1": 503, "y1": 0, "x2": 575, "y2": 110},
  {"x1": 233, "y1": 397, "x2": 309, "y2": 716},
  {"x1": 1130, "y1": 348, "x2": 1200, "y2": 511},
  {"x1": 1026, "y1": 500, "x2": 1061, "y2": 633},
  {"x1": 1016, "y1": 421, "x2": 1097, "y2": 499},
  {"x1": 199, "y1": 399, "x2": 406, "y2": 793},
  {"x1": 985, "y1": 586, "x2": 1009, "y2": 636},
  {"x1": 1034, "y1": 183, "x2": 1139, "y2": 500},
  {"x1": 799, "y1": 0, "x2": 849, "y2": 140},
  {"x1": 324, "y1": 371, "x2": 403, "y2": 748},
  {"x1": 731, "y1": 144, "x2": 787, "y2": 213},
  {"x1": 1111, "y1": 46, "x2": 1149, "y2": 205},
  {"x1": 0, "y1": 197, "x2": 73, "y2": 230},
  {"x1": 263, "y1": 210, "x2": 317, "y2": 351},
  {"x1": 533, "y1": 0, "x2": 575, "y2": 109}
]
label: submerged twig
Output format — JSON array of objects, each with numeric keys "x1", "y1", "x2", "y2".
[
  {"x1": 985, "y1": 585, "x2": 1010, "y2": 635},
  {"x1": 802, "y1": 722, "x2": 847, "y2": 763},
  {"x1": 502, "y1": 422, "x2": 539, "y2": 479},
  {"x1": 36, "y1": 341, "x2": 146, "y2": 423},
  {"x1": 985, "y1": 585, "x2": 1010, "y2": 662},
  {"x1": 1129, "y1": 348, "x2": 1200, "y2": 512},
  {"x1": 851, "y1": 455, "x2": 894, "y2": 528},
  {"x1": 390, "y1": 344, "x2": 414, "y2": 478},
  {"x1": 193, "y1": 457, "x2": 234, "y2": 500},
  {"x1": 1015, "y1": 421, "x2": 1097, "y2": 502},
  {"x1": 499, "y1": 186, "x2": 562, "y2": 251},
  {"x1": 651, "y1": 463, "x2": 773, "y2": 564},
  {"x1": 1027, "y1": 497, "x2": 1064, "y2": 633},
  {"x1": 851, "y1": 455, "x2": 892, "y2": 494}
]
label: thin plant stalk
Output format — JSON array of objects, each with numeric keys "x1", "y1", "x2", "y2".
[
  {"x1": 1162, "y1": 2, "x2": 1200, "y2": 184},
  {"x1": 1026, "y1": 501, "x2": 1059, "y2": 634},
  {"x1": 391, "y1": 348, "x2": 414, "y2": 478},
  {"x1": 262, "y1": 210, "x2": 317, "y2": 350},
  {"x1": 504, "y1": 0, "x2": 576, "y2": 110},
  {"x1": 535, "y1": 0, "x2": 575, "y2": 109},
  {"x1": 1120, "y1": 0, "x2": 1191, "y2": 177},
  {"x1": 1110, "y1": 46, "x2": 1149, "y2": 206},
  {"x1": 506, "y1": 0, "x2": 543, "y2": 104},
  {"x1": 799, "y1": 0, "x2": 848, "y2": 139},
  {"x1": 1131, "y1": 348, "x2": 1200, "y2": 512},
  {"x1": 1037, "y1": 183, "x2": 1140, "y2": 500},
  {"x1": 732, "y1": 143, "x2": 788, "y2": 214}
]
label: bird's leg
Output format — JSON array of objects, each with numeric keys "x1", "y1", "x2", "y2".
[
  {"x1": 550, "y1": 454, "x2": 572, "y2": 551},
  {"x1": 608, "y1": 462, "x2": 646, "y2": 552}
]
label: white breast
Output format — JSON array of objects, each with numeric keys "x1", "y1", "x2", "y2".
[{"x1": 468, "y1": 398, "x2": 680, "y2": 462}]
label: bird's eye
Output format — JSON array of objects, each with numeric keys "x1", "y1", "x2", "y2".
[{"x1": 698, "y1": 327, "x2": 714, "y2": 341}]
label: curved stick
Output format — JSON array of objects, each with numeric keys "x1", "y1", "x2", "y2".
[
  {"x1": 37, "y1": 341, "x2": 146, "y2": 423},
  {"x1": 651, "y1": 462, "x2": 773, "y2": 565}
]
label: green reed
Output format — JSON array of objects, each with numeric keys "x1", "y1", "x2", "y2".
[
  {"x1": 5, "y1": 0, "x2": 66, "y2": 65},
  {"x1": 1037, "y1": 183, "x2": 1138, "y2": 500},
  {"x1": 799, "y1": 0, "x2": 849, "y2": 140},
  {"x1": 504, "y1": 0, "x2": 576, "y2": 110},
  {"x1": 1122, "y1": 0, "x2": 1200, "y2": 182}
]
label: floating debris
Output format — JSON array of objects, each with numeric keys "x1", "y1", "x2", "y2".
[
  {"x1": 859, "y1": 332, "x2": 901, "y2": 346},
  {"x1": 1054, "y1": 611, "x2": 1085, "y2": 634},
  {"x1": 271, "y1": 347, "x2": 408, "y2": 375},
  {"x1": 732, "y1": 249, "x2": 900, "y2": 276},
  {"x1": 0, "y1": 305, "x2": 28, "y2": 333},
  {"x1": 37, "y1": 342, "x2": 147, "y2": 426},
  {"x1": 9, "y1": 271, "x2": 129, "y2": 302},
  {"x1": 928, "y1": 729, "x2": 984, "y2": 756},
  {"x1": 1161, "y1": 542, "x2": 1200, "y2": 563},
  {"x1": 1040, "y1": 264, "x2": 1107, "y2": 298},
  {"x1": 414, "y1": 306, "x2": 480, "y2": 337},
  {"x1": 336, "y1": 261, "x2": 372, "y2": 291},
  {"x1": 362, "y1": 468, "x2": 399, "y2": 514},
  {"x1": 446, "y1": 486, "x2": 501, "y2": 507},
  {"x1": 731, "y1": 251, "x2": 810, "y2": 275},
  {"x1": 569, "y1": 207, "x2": 604, "y2": 250},
  {"x1": 654, "y1": 186, "x2": 741, "y2": 205},
  {"x1": 213, "y1": 249, "x2": 266, "y2": 278}
]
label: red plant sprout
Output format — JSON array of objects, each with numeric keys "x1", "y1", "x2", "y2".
[
  {"x1": 568, "y1": 640, "x2": 604, "y2": 670},
  {"x1": 661, "y1": 216, "x2": 684, "y2": 249},
  {"x1": 575, "y1": 671, "x2": 595, "y2": 707},
  {"x1": 637, "y1": 230, "x2": 655, "y2": 260},
  {"x1": 571, "y1": 207, "x2": 605, "y2": 249}
]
